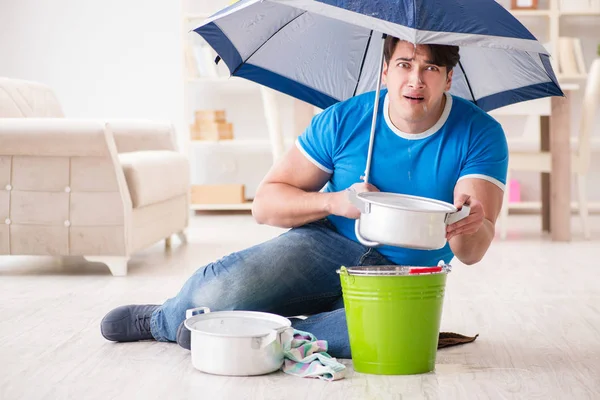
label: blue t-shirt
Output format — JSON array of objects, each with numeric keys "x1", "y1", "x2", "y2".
[{"x1": 296, "y1": 89, "x2": 508, "y2": 266}]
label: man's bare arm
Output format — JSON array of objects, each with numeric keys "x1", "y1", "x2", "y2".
[
  {"x1": 447, "y1": 178, "x2": 504, "y2": 265},
  {"x1": 252, "y1": 146, "x2": 369, "y2": 228}
]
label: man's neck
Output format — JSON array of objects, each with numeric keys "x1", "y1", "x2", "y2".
[{"x1": 390, "y1": 93, "x2": 447, "y2": 134}]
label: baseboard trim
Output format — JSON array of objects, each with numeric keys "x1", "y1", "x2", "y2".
[{"x1": 508, "y1": 201, "x2": 600, "y2": 214}]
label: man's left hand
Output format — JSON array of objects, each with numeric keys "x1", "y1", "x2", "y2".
[{"x1": 446, "y1": 194, "x2": 485, "y2": 240}]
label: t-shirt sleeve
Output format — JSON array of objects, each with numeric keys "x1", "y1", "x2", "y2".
[
  {"x1": 458, "y1": 120, "x2": 509, "y2": 191},
  {"x1": 295, "y1": 106, "x2": 337, "y2": 174}
]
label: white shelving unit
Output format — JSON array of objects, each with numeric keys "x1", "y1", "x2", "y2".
[
  {"x1": 505, "y1": 0, "x2": 600, "y2": 81},
  {"x1": 181, "y1": 1, "x2": 294, "y2": 211},
  {"x1": 511, "y1": 9, "x2": 552, "y2": 17},
  {"x1": 559, "y1": 10, "x2": 600, "y2": 16},
  {"x1": 191, "y1": 202, "x2": 254, "y2": 211},
  {"x1": 501, "y1": 0, "x2": 600, "y2": 212}
]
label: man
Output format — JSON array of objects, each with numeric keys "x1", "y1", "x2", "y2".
[{"x1": 100, "y1": 36, "x2": 508, "y2": 358}]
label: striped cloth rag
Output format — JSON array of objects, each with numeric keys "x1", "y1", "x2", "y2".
[{"x1": 281, "y1": 329, "x2": 346, "y2": 381}]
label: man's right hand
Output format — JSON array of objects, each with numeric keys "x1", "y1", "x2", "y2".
[{"x1": 329, "y1": 182, "x2": 380, "y2": 219}]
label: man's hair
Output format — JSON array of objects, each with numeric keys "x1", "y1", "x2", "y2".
[{"x1": 383, "y1": 36, "x2": 460, "y2": 72}]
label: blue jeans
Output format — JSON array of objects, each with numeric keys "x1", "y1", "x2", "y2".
[{"x1": 150, "y1": 218, "x2": 393, "y2": 359}]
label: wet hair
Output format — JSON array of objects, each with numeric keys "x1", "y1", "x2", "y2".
[{"x1": 383, "y1": 36, "x2": 460, "y2": 72}]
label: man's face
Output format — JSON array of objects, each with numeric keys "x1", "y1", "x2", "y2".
[{"x1": 382, "y1": 41, "x2": 453, "y2": 128}]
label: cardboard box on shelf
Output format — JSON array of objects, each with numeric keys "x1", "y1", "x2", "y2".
[
  {"x1": 195, "y1": 109, "x2": 226, "y2": 123},
  {"x1": 191, "y1": 184, "x2": 246, "y2": 204},
  {"x1": 190, "y1": 109, "x2": 234, "y2": 141},
  {"x1": 190, "y1": 121, "x2": 234, "y2": 141}
]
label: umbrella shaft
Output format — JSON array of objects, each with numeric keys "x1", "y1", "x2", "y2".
[{"x1": 363, "y1": 34, "x2": 386, "y2": 184}]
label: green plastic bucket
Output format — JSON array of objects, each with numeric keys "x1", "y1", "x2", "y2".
[{"x1": 338, "y1": 264, "x2": 450, "y2": 375}]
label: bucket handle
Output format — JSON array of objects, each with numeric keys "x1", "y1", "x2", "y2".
[
  {"x1": 409, "y1": 262, "x2": 452, "y2": 275},
  {"x1": 409, "y1": 266, "x2": 442, "y2": 274},
  {"x1": 337, "y1": 266, "x2": 355, "y2": 284}
]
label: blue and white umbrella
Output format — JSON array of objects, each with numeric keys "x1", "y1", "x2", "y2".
[
  {"x1": 193, "y1": 0, "x2": 563, "y2": 182},
  {"x1": 194, "y1": 0, "x2": 563, "y2": 112}
]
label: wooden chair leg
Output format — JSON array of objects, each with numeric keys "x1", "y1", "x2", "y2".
[
  {"x1": 176, "y1": 231, "x2": 188, "y2": 244},
  {"x1": 83, "y1": 256, "x2": 129, "y2": 277}
]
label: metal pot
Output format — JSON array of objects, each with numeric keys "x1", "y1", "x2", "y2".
[
  {"x1": 184, "y1": 307, "x2": 294, "y2": 376},
  {"x1": 348, "y1": 191, "x2": 470, "y2": 250}
]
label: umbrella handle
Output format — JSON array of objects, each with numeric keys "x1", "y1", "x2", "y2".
[{"x1": 362, "y1": 33, "x2": 387, "y2": 184}]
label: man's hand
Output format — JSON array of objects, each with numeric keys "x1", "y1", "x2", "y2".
[
  {"x1": 448, "y1": 179, "x2": 503, "y2": 265},
  {"x1": 328, "y1": 182, "x2": 380, "y2": 219},
  {"x1": 446, "y1": 193, "x2": 485, "y2": 240}
]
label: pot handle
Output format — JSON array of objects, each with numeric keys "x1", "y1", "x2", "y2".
[
  {"x1": 279, "y1": 327, "x2": 295, "y2": 349},
  {"x1": 258, "y1": 327, "x2": 295, "y2": 350},
  {"x1": 346, "y1": 189, "x2": 370, "y2": 214},
  {"x1": 185, "y1": 306, "x2": 211, "y2": 319},
  {"x1": 445, "y1": 205, "x2": 470, "y2": 225},
  {"x1": 354, "y1": 219, "x2": 381, "y2": 247},
  {"x1": 258, "y1": 329, "x2": 279, "y2": 349}
]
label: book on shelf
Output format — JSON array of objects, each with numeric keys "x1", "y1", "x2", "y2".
[
  {"x1": 559, "y1": 0, "x2": 600, "y2": 12},
  {"x1": 184, "y1": 41, "x2": 220, "y2": 79},
  {"x1": 558, "y1": 37, "x2": 587, "y2": 76},
  {"x1": 192, "y1": 45, "x2": 219, "y2": 78},
  {"x1": 184, "y1": 42, "x2": 199, "y2": 79}
]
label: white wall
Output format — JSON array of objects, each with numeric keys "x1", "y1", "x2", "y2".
[{"x1": 0, "y1": 0, "x2": 185, "y2": 145}]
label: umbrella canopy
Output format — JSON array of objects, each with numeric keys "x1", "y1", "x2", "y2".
[{"x1": 194, "y1": 0, "x2": 563, "y2": 112}]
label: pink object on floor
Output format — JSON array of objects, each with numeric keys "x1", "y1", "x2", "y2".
[{"x1": 508, "y1": 179, "x2": 521, "y2": 203}]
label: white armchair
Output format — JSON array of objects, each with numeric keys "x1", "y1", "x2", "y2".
[{"x1": 0, "y1": 77, "x2": 189, "y2": 276}]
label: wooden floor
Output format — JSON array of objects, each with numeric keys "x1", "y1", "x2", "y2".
[{"x1": 1, "y1": 213, "x2": 599, "y2": 400}]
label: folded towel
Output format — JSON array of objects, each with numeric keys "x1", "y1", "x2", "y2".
[
  {"x1": 282, "y1": 330, "x2": 346, "y2": 381},
  {"x1": 438, "y1": 332, "x2": 479, "y2": 349}
]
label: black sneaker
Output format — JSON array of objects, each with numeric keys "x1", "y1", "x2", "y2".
[
  {"x1": 101, "y1": 305, "x2": 160, "y2": 342},
  {"x1": 176, "y1": 320, "x2": 191, "y2": 350}
]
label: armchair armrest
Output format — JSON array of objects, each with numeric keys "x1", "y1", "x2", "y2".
[
  {"x1": 105, "y1": 120, "x2": 177, "y2": 153},
  {"x1": 0, "y1": 118, "x2": 114, "y2": 157},
  {"x1": 0, "y1": 118, "x2": 134, "y2": 258}
]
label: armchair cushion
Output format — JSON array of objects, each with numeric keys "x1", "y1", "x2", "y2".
[{"x1": 119, "y1": 150, "x2": 189, "y2": 208}]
